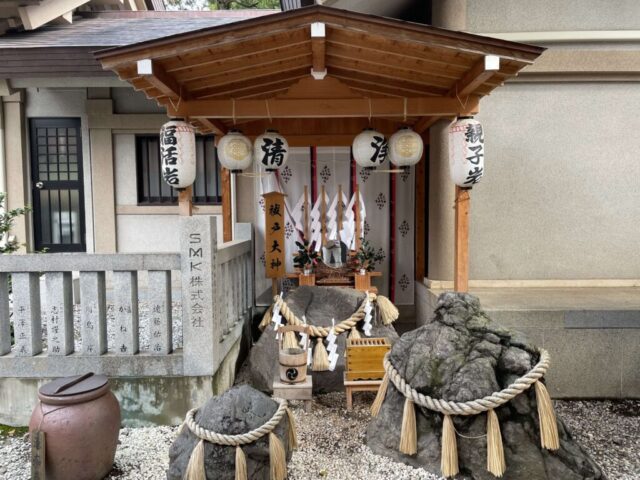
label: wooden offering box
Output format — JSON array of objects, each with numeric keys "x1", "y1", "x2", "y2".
[{"x1": 345, "y1": 337, "x2": 391, "y2": 381}]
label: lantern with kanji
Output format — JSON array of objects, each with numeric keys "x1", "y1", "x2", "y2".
[
  {"x1": 449, "y1": 117, "x2": 484, "y2": 187},
  {"x1": 217, "y1": 129, "x2": 253, "y2": 173},
  {"x1": 388, "y1": 127, "x2": 423, "y2": 169},
  {"x1": 159, "y1": 119, "x2": 196, "y2": 188},
  {"x1": 254, "y1": 129, "x2": 289, "y2": 172},
  {"x1": 353, "y1": 128, "x2": 388, "y2": 169}
]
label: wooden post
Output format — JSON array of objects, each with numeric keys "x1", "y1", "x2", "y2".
[
  {"x1": 178, "y1": 186, "x2": 192, "y2": 217},
  {"x1": 454, "y1": 186, "x2": 470, "y2": 292},
  {"x1": 303, "y1": 185, "x2": 310, "y2": 240},
  {"x1": 221, "y1": 168, "x2": 232, "y2": 242},
  {"x1": 354, "y1": 185, "x2": 361, "y2": 250}
]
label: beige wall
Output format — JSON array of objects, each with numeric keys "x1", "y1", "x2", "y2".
[
  {"x1": 466, "y1": 0, "x2": 640, "y2": 33},
  {"x1": 470, "y1": 82, "x2": 640, "y2": 280}
]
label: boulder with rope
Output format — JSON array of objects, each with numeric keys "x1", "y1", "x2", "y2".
[
  {"x1": 167, "y1": 385, "x2": 296, "y2": 480},
  {"x1": 236, "y1": 286, "x2": 399, "y2": 393},
  {"x1": 366, "y1": 292, "x2": 604, "y2": 480}
]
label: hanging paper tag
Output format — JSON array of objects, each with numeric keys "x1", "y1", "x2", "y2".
[
  {"x1": 307, "y1": 347, "x2": 312, "y2": 366},
  {"x1": 328, "y1": 350, "x2": 339, "y2": 371},
  {"x1": 31, "y1": 430, "x2": 46, "y2": 480}
]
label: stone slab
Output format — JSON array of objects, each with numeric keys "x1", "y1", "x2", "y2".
[
  {"x1": 79, "y1": 272, "x2": 107, "y2": 355},
  {"x1": 11, "y1": 273, "x2": 42, "y2": 356},
  {"x1": 0, "y1": 273, "x2": 10, "y2": 355},
  {"x1": 621, "y1": 330, "x2": 640, "y2": 397},
  {"x1": 113, "y1": 271, "x2": 139, "y2": 355},
  {"x1": 44, "y1": 272, "x2": 74, "y2": 355},
  {"x1": 148, "y1": 270, "x2": 172, "y2": 355},
  {"x1": 565, "y1": 310, "x2": 640, "y2": 328},
  {"x1": 0, "y1": 253, "x2": 180, "y2": 272}
]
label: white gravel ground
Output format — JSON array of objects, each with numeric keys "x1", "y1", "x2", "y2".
[{"x1": 1, "y1": 395, "x2": 638, "y2": 480}]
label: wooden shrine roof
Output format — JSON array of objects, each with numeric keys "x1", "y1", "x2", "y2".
[{"x1": 95, "y1": 5, "x2": 545, "y2": 144}]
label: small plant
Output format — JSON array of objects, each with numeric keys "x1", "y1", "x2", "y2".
[
  {"x1": 293, "y1": 239, "x2": 320, "y2": 271},
  {"x1": 0, "y1": 192, "x2": 30, "y2": 255},
  {"x1": 354, "y1": 239, "x2": 384, "y2": 272}
]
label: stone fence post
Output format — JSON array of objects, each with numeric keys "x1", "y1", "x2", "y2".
[{"x1": 180, "y1": 216, "x2": 221, "y2": 376}]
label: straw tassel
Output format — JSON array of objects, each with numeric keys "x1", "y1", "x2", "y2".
[
  {"x1": 235, "y1": 446, "x2": 247, "y2": 480},
  {"x1": 312, "y1": 338, "x2": 329, "y2": 371},
  {"x1": 259, "y1": 305, "x2": 273, "y2": 330},
  {"x1": 370, "y1": 372, "x2": 389, "y2": 417},
  {"x1": 285, "y1": 407, "x2": 298, "y2": 450},
  {"x1": 269, "y1": 432, "x2": 287, "y2": 480},
  {"x1": 376, "y1": 295, "x2": 399, "y2": 325},
  {"x1": 535, "y1": 381, "x2": 560, "y2": 450},
  {"x1": 349, "y1": 327, "x2": 361, "y2": 340},
  {"x1": 282, "y1": 330, "x2": 298, "y2": 350},
  {"x1": 441, "y1": 415, "x2": 459, "y2": 478},
  {"x1": 399, "y1": 398, "x2": 417, "y2": 455},
  {"x1": 486, "y1": 409, "x2": 506, "y2": 477},
  {"x1": 184, "y1": 439, "x2": 206, "y2": 480}
]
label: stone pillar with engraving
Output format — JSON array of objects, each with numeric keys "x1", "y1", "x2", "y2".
[{"x1": 180, "y1": 216, "x2": 221, "y2": 376}]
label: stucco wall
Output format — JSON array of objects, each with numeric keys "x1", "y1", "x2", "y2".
[
  {"x1": 466, "y1": 0, "x2": 640, "y2": 33},
  {"x1": 470, "y1": 82, "x2": 640, "y2": 280}
]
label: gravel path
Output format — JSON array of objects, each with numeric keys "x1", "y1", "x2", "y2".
[{"x1": 1, "y1": 395, "x2": 638, "y2": 480}]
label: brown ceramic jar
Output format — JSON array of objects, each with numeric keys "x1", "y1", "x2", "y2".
[{"x1": 29, "y1": 373, "x2": 121, "y2": 480}]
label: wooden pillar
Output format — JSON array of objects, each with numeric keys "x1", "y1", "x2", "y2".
[
  {"x1": 415, "y1": 132, "x2": 428, "y2": 280},
  {"x1": 178, "y1": 186, "x2": 192, "y2": 216},
  {"x1": 454, "y1": 186, "x2": 470, "y2": 292},
  {"x1": 221, "y1": 168, "x2": 232, "y2": 242}
]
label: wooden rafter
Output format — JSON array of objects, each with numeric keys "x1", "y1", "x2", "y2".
[
  {"x1": 199, "y1": 118, "x2": 227, "y2": 136},
  {"x1": 18, "y1": 0, "x2": 88, "y2": 30},
  {"x1": 310, "y1": 22, "x2": 326, "y2": 79},
  {"x1": 137, "y1": 59, "x2": 186, "y2": 100},
  {"x1": 169, "y1": 96, "x2": 480, "y2": 119}
]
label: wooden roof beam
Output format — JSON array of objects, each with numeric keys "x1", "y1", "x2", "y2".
[
  {"x1": 169, "y1": 96, "x2": 480, "y2": 119},
  {"x1": 137, "y1": 59, "x2": 187, "y2": 100},
  {"x1": 310, "y1": 22, "x2": 327, "y2": 80},
  {"x1": 18, "y1": 0, "x2": 88, "y2": 30},
  {"x1": 199, "y1": 118, "x2": 227, "y2": 136},
  {"x1": 448, "y1": 55, "x2": 501, "y2": 97},
  {"x1": 415, "y1": 55, "x2": 500, "y2": 133}
]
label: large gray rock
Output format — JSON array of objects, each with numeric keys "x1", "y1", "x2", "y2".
[
  {"x1": 367, "y1": 292, "x2": 604, "y2": 480},
  {"x1": 167, "y1": 385, "x2": 293, "y2": 480},
  {"x1": 237, "y1": 286, "x2": 398, "y2": 393}
]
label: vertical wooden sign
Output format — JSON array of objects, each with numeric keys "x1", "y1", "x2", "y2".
[{"x1": 263, "y1": 192, "x2": 286, "y2": 279}]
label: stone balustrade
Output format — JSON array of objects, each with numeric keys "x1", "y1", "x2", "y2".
[{"x1": 0, "y1": 217, "x2": 253, "y2": 380}]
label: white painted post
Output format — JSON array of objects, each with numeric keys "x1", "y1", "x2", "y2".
[
  {"x1": 148, "y1": 270, "x2": 172, "y2": 355},
  {"x1": 44, "y1": 272, "x2": 74, "y2": 355},
  {"x1": 181, "y1": 216, "x2": 220, "y2": 376},
  {"x1": 0, "y1": 273, "x2": 11, "y2": 355},
  {"x1": 79, "y1": 272, "x2": 107, "y2": 355},
  {"x1": 11, "y1": 273, "x2": 42, "y2": 356},
  {"x1": 113, "y1": 271, "x2": 139, "y2": 355}
]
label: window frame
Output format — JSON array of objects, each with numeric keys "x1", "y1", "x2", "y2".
[{"x1": 135, "y1": 134, "x2": 222, "y2": 206}]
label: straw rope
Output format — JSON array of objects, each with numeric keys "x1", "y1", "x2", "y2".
[
  {"x1": 384, "y1": 349, "x2": 551, "y2": 416},
  {"x1": 272, "y1": 293, "x2": 375, "y2": 338},
  {"x1": 185, "y1": 399, "x2": 288, "y2": 446}
]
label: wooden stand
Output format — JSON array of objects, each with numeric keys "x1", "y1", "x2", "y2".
[
  {"x1": 353, "y1": 271, "x2": 382, "y2": 293},
  {"x1": 344, "y1": 374, "x2": 382, "y2": 411},
  {"x1": 273, "y1": 375, "x2": 313, "y2": 413},
  {"x1": 298, "y1": 273, "x2": 316, "y2": 286}
]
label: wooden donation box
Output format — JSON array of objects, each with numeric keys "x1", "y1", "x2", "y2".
[{"x1": 344, "y1": 337, "x2": 391, "y2": 410}]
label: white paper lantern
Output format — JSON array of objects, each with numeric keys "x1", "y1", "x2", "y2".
[
  {"x1": 352, "y1": 128, "x2": 388, "y2": 169},
  {"x1": 254, "y1": 129, "x2": 289, "y2": 171},
  {"x1": 388, "y1": 127, "x2": 423, "y2": 169},
  {"x1": 218, "y1": 130, "x2": 253, "y2": 173},
  {"x1": 159, "y1": 119, "x2": 196, "y2": 189},
  {"x1": 448, "y1": 117, "x2": 484, "y2": 187}
]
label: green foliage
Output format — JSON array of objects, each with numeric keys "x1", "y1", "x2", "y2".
[
  {"x1": 165, "y1": 0, "x2": 280, "y2": 10},
  {"x1": 0, "y1": 192, "x2": 30, "y2": 255},
  {"x1": 293, "y1": 239, "x2": 320, "y2": 269},
  {"x1": 354, "y1": 239, "x2": 384, "y2": 272}
]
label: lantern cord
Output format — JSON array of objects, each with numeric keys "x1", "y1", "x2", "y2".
[
  {"x1": 265, "y1": 99, "x2": 272, "y2": 124},
  {"x1": 167, "y1": 86, "x2": 183, "y2": 116},
  {"x1": 403, "y1": 97, "x2": 407, "y2": 123},
  {"x1": 454, "y1": 85, "x2": 470, "y2": 112},
  {"x1": 232, "y1": 98, "x2": 236, "y2": 126}
]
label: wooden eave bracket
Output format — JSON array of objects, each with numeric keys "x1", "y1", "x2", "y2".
[
  {"x1": 310, "y1": 22, "x2": 327, "y2": 80},
  {"x1": 18, "y1": 0, "x2": 89, "y2": 30},
  {"x1": 137, "y1": 59, "x2": 186, "y2": 101}
]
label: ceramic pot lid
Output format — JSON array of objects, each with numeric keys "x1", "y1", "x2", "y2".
[{"x1": 39, "y1": 372, "x2": 108, "y2": 397}]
